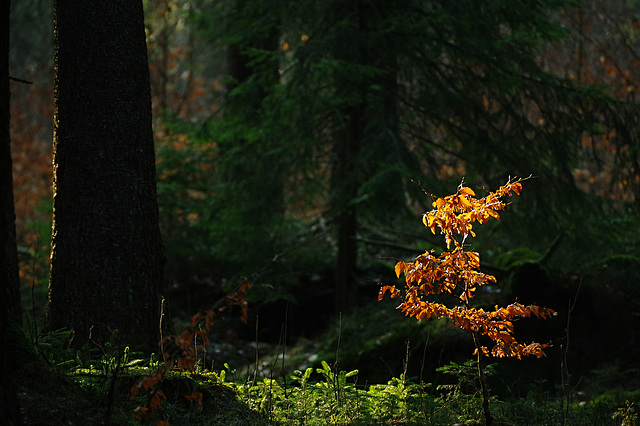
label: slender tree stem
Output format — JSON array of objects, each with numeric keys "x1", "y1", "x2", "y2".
[{"x1": 472, "y1": 332, "x2": 493, "y2": 426}]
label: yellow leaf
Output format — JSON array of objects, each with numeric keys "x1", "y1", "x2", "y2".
[
  {"x1": 459, "y1": 186, "x2": 475, "y2": 196},
  {"x1": 425, "y1": 214, "x2": 437, "y2": 234},
  {"x1": 459, "y1": 195, "x2": 472, "y2": 208},
  {"x1": 394, "y1": 262, "x2": 405, "y2": 278},
  {"x1": 512, "y1": 182, "x2": 522, "y2": 195},
  {"x1": 378, "y1": 285, "x2": 397, "y2": 301}
]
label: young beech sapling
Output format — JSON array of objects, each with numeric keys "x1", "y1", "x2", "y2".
[
  {"x1": 130, "y1": 282, "x2": 250, "y2": 422},
  {"x1": 379, "y1": 178, "x2": 555, "y2": 425}
]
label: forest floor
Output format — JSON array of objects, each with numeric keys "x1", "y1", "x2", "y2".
[{"x1": 15, "y1": 295, "x2": 640, "y2": 425}]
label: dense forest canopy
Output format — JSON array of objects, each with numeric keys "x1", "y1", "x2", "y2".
[
  {"x1": 6, "y1": 0, "x2": 640, "y2": 387},
  {"x1": 150, "y1": 0, "x2": 640, "y2": 305},
  {"x1": 5, "y1": 0, "x2": 639, "y2": 309}
]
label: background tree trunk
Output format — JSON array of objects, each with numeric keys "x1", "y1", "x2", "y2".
[
  {"x1": 47, "y1": 0, "x2": 165, "y2": 351},
  {"x1": 332, "y1": 103, "x2": 362, "y2": 314},
  {"x1": 330, "y1": 0, "x2": 409, "y2": 313}
]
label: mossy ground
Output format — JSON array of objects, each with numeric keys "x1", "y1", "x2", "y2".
[{"x1": 17, "y1": 364, "x2": 269, "y2": 425}]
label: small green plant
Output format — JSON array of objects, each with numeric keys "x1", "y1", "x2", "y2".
[
  {"x1": 614, "y1": 401, "x2": 638, "y2": 426},
  {"x1": 238, "y1": 377, "x2": 287, "y2": 423},
  {"x1": 436, "y1": 360, "x2": 498, "y2": 425},
  {"x1": 287, "y1": 367, "x2": 315, "y2": 422},
  {"x1": 236, "y1": 361, "x2": 361, "y2": 425},
  {"x1": 364, "y1": 374, "x2": 423, "y2": 423},
  {"x1": 314, "y1": 360, "x2": 360, "y2": 423},
  {"x1": 37, "y1": 329, "x2": 78, "y2": 372}
]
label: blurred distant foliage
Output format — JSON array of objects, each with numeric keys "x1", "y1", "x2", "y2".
[
  {"x1": 9, "y1": 0, "x2": 53, "y2": 257},
  {"x1": 147, "y1": 0, "x2": 640, "y2": 305},
  {"x1": 8, "y1": 0, "x2": 640, "y2": 313}
]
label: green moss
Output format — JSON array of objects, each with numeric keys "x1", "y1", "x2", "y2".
[{"x1": 17, "y1": 355, "x2": 269, "y2": 425}]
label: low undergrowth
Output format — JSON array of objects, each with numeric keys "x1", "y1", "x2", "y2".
[
  {"x1": 17, "y1": 331, "x2": 639, "y2": 425},
  {"x1": 222, "y1": 359, "x2": 639, "y2": 426}
]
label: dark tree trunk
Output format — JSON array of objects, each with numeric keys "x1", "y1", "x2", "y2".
[
  {"x1": 47, "y1": 0, "x2": 165, "y2": 351},
  {"x1": 331, "y1": 0, "x2": 397, "y2": 314},
  {"x1": 224, "y1": 0, "x2": 280, "y2": 102},
  {"x1": 1, "y1": 1, "x2": 21, "y2": 325},
  {"x1": 332, "y1": 36, "x2": 404, "y2": 315},
  {"x1": 1, "y1": 0, "x2": 23, "y2": 422},
  {"x1": 332, "y1": 103, "x2": 362, "y2": 314}
]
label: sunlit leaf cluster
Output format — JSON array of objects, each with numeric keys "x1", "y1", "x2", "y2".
[
  {"x1": 423, "y1": 180, "x2": 522, "y2": 249},
  {"x1": 380, "y1": 178, "x2": 555, "y2": 359}
]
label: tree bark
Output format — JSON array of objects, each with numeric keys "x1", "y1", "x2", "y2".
[
  {"x1": 332, "y1": 103, "x2": 362, "y2": 314},
  {"x1": 1, "y1": 0, "x2": 23, "y2": 421},
  {"x1": 47, "y1": 0, "x2": 165, "y2": 351},
  {"x1": 331, "y1": 0, "x2": 406, "y2": 313},
  {"x1": 1, "y1": 0, "x2": 21, "y2": 325}
]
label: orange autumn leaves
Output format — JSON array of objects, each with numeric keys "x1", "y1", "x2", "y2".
[
  {"x1": 423, "y1": 181, "x2": 522, "y2": 249},
  {"x1": 131, "y1": 282, "x2": 250, "y2": 423},
  {"x1": 379, "y1": 178, "x2": 555, "y2": 359}
]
